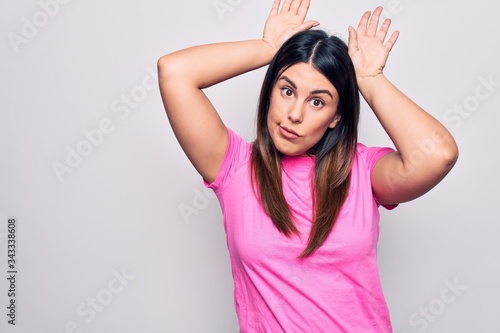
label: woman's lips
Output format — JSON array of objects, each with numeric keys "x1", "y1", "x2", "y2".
[{"x1": 279, "y1": 125, "x2": 301, "y2": 139}]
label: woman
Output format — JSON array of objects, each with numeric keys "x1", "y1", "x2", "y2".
[{"x1": 158, "y1": 0, "x2": 458, "y2": 331}]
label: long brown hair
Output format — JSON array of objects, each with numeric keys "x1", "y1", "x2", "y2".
[{"x1": 251, "y1": 30, "x2": 360, "y2": 258}]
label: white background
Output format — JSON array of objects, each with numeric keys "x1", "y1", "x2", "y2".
[{"x1": 1, "y1": 0, "x2": 499, "y2": 332}]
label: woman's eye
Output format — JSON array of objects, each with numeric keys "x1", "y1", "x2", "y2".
[
  {"x1": 281, "y1": 88, "x2": 293, "y2": 97},
  {"x1": 311, "y1": 99, "x2": 324, "y2": 107}
]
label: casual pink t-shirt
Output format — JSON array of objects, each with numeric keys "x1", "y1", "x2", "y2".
[{"x1": 205, "y1": 128, "x2": 396, "y2": 332}]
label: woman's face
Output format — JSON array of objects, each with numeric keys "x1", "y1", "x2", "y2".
[{"x1": 267, "y1": 62, "x2": 340, "y2": 156}]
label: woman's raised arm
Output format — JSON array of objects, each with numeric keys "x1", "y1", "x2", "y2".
[
  {"x1": 348, "y1": 7, "x2": 459, "y2": 205},
  {"x1": 157, "y1": 0, "x2": 318, "y2": 183}
]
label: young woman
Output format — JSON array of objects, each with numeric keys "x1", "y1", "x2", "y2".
[{"x1": 158, "y1": 0, "x2": 458, "y2": 331}]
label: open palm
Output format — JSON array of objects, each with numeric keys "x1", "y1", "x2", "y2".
[
  {"x1": 348, "y1": 7, "x2": 400, "y2": 78},
  {"x1": 263, "y1": 0, "x2": 319, "y2": 52}
]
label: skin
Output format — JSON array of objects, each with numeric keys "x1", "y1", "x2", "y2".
[
  {"x1": 158, "y1": 0, "x2": 458, "y2": 205},
  {"x1": 347, "y1": 7, "x2": 458, "y2": 204},
  {"x1": 268, "y1": 62, "x2": 340, "y2": 157}
]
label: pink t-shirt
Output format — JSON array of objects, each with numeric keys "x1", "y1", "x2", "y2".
[{"x1": 205, "y1": 129, "x2": 396, "y2": 333}]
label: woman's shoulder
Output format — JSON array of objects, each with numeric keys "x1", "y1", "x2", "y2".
[
  {"x1": 355, "y1": 142, "x2": 395, "y2": 171},
  {"x1": 206, "y1": 128, "x2": 253, "y2": 190},
  {"x1": 226, "y1": 128, "x2": 253, "y2": 157}
]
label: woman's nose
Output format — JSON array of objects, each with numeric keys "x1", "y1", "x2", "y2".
[{"x1": 287, "y1": 102, "x2": 304, "y2": 123}]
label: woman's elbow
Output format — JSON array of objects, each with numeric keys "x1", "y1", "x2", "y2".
[
  {"x1": 436, "y1": 134, "x2": 459, "y2": 175},
  {"x1": 157, "y1": 55, "x2": 178, "y2": 81}
]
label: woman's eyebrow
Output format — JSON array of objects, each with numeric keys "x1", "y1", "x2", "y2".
[
  {"x1": 311, "y1": 89, "x2": 333, "y2": 98},
  {"x1": 279, "y1": 76, "x2": 333, "y2": 98},
  {"x1": 279, "y1": 76, "x2": 297, "y2": 89}
]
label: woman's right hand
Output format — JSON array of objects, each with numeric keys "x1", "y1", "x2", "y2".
[
  {"x1": 159, "y1": 1, "x2": 318, "y2": 184},
  {"x1": 262, "y1": 0, "x2": 319, "y2": 53}
]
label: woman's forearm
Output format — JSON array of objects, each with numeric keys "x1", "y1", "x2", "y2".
[
  {"x1": 359, "y1": 74, "x2": 458, "y2": 174},
  {"x1": 158, "y1": 39, "x2": 276, "y2": 88}
]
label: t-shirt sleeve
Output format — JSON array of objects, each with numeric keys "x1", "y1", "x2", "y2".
[
  {"x1": 357, "y1": 143, "x2": 398, "y2": 210},
  {"x1": 203, "y1": 128, "x2": 250, "y2": 191}
]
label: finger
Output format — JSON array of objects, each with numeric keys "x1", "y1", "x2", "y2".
[
  {"x1": 270, "y1": 0, "x2": 281, "y2": 16},
  {"x1": 293, "y1": 19, "x2": 320, "y2": 33},
  {"x1": 289, "y1": 0, "x2": 302, "y2": 14},
  {"x1": 367, "y1": 6, "x2": 383, "y2": 36},
  {"x1": 356, "y1": 10, "x2": 371, "y2": 36},
  {"x1": 376, "y1": 18, "x2": 392, "y2": 42},
  {"x1": 347, "y1": 26, "x2": 358, "y2": 55},
  {"x1": 297, "y1": 0, "x2": 312, "y2": 18},
  {"x1": 384, "y1": 30, "x2": 400, "y2": 52},
  {"x1": 289, "y1": 21, "x2": 319, "y2": 39},
  {"x1": 281, "y1": 0, "x2": 293, "y2": 12}
]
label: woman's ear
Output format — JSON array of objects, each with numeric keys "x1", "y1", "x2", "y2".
[{"x1": 328, "y1": 114, "x2": 341, "y2": 129}]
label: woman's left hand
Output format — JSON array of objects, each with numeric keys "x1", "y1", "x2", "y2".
[
  {"x1": 350, "y1": 8, "x2": 459, "y2": 206},
  {"x1": 348, "y1": 7, "x2": 399, "y2": 79}
]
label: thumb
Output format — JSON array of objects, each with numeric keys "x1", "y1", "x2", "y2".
[
  {"x1": 347, "y1": 25, "x2": 358, "y2": 54},
  {"x1": 294, "y1": 20, "x2": 320, "y2": 34}
]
